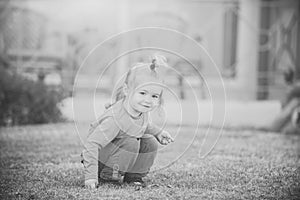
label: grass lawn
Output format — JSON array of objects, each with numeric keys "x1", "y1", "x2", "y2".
[{"x1": 0, "y1": 123, "x2": 299, "y2": 199}]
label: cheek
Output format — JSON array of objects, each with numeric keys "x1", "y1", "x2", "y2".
[{"x1": 130, "y1": 94, "x2": 141, "y2": 103}]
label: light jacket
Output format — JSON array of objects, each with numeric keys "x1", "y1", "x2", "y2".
[{"x1": 82, "y1": 100, "x2": 162, "y2": 181}]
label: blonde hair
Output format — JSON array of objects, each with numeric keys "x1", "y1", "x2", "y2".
[{"x1": 106, "y1": 55, "x2": 167, "y2": 109}]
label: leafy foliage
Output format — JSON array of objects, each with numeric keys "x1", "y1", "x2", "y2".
[{"x1": 0, "y1": 65, "x2": 64, "y2": 126}]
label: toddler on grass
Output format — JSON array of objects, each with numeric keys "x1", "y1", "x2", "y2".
[{"x1": 81, "y1": 55, "x2": 174, "y2": 189}]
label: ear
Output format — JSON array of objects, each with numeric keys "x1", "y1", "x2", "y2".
[{"x1": 122, "y1": 84, "x2": 129, "y2": 96}]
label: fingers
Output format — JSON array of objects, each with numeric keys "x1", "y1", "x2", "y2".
[
  {"x1": 157, "y1": 132, "x2": 174, "y2": 145},
  {"x1": 85, "y1": 179, "x2": 98, "y2": 189},
  {"x1": 168, "y1": 136, "x2": 175, "y2": 143},
  {"x1": 160, "y1": 140, "x2": 168, "y2": 145},
  {"x1": 165, "y1": 137, "x2": 173, "y2": 144},
  {"x1": 85, "y1": 183, "x2": 96, "y2": 189},
  {"x1": 166, "y1": 138, "x2": 172, "y2": 143},
  {"x1": 157, "y1": 136, "x2": 168, "y2": 145},
  {"x1": 164, "y1": 133, "x2": 174, "y2": 143},
  {"x1": 160, "y1": 136, "x2": 174, "y2": 145}
]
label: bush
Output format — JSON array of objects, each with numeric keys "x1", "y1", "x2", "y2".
[{"x1": 0, "y1": 65, "x2": 65, "y2": 126}]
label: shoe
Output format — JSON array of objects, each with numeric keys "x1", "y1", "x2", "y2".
[{"x1": 123, "y1": 177, "x2": 146, "y2": 188}]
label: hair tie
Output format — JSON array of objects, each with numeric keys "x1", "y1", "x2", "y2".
[{"x1": 150, "y1": 59, "x2": 156, "y2": 71}]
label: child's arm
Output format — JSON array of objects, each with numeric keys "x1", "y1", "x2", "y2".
[
  {"x1": 82, "y1": 117, "x2": 119, "y2": 187},
  {"x1": 145, "y1": 123, "x2": 174, "y2": 145},
  {"x1": 144, "y1": 123, "x2": 163, "y2": 136}
]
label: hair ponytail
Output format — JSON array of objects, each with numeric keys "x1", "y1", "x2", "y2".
[
  {"x1": 151, "y1": 54, "x2": 167, "y2": 68},
  {"x1": 115, "y1": 85, "x2": 126, "y2": 102},
  {"x1": 114, "y1": 66, "x2": 134, "y2": 101}
]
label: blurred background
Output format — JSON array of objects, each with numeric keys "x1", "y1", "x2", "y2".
[{"x1": 0, "y1": 0, "x2": 299, "y2": 130}]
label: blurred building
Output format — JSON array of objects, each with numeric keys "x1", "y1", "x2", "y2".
[
  {"x1": 234, "y1": 0, "x2": 300, "y2": 101},
  {"x1": 110, "y1": 0, "x2": 300, "y2": 101},
  {"x1": 1, "y1": 0, "x2": 299, "y2": 101},
  {"x1": 0, "y1": 1, "x2": 75, "y2": 93}
]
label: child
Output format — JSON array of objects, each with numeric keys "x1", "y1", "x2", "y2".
[{"x1": 81, "y1": 55, "x2": 174, "y2": 189}]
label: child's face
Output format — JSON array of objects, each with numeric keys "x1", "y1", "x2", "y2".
[{"x1": 128, "y1": 83, "x2": 162, "y2": 114}]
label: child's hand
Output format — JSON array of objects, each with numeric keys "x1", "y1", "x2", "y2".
[
  {"x1": 85, "y1": 179, "x2": 98, "y2": 189},
  {"x1": 156, "y1": 131, "x2": 174, "y2": 145}
]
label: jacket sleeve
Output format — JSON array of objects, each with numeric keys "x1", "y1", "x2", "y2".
[
  {"x1": 82, "y1": 116, "x2": 119, "y2": 181},
  {"x1": 144, "y1": 123, "x2": 163, "y2": 136}
]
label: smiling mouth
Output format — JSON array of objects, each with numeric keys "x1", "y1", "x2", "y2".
[{"x1": 142, "y1": 105, "x2": 151, "y2": 108}]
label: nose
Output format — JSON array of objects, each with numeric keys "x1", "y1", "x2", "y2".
[{"x1": 144, "y1": 95, "x2": 152, "y2": 104}]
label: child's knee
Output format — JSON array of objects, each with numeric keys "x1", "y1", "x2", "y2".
[
  {"x1": 118, "y1": 137, "x2": 140, "y2": 153},
  {"x1": 140, "y1": 136, "x2": 158, "y2": 153}
]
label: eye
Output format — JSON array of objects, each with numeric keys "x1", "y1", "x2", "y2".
[
  {"x1": 152, "y1": 95, "x2": 159, "y2": 99},
  {"x1": 139, "y1": 91, "x2": 146, "y2": 95}
]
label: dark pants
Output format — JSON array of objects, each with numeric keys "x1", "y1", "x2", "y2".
[{"x1": 98, "y1": 135, "x2": 158, "y2": 181}]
